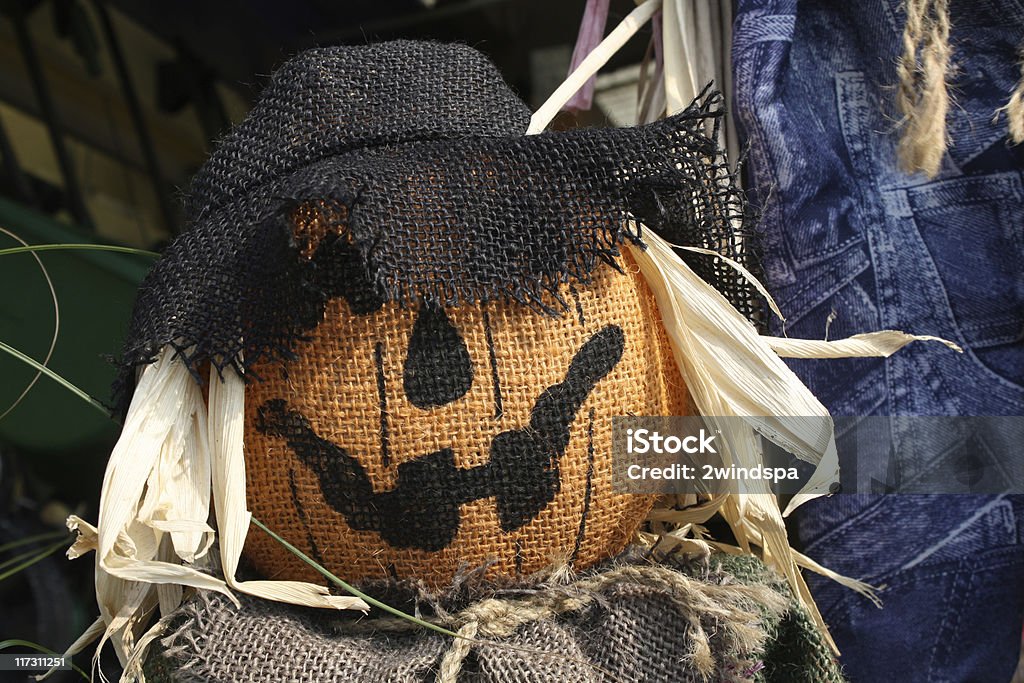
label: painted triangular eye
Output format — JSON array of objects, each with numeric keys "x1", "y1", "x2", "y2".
[{"x1": 403, "y1": 303, "x2": 474, "y2": 408}]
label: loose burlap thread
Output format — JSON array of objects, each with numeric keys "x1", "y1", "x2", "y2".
[{"x1": 243, "y1": 209, "x2": 690, "y2": 586}]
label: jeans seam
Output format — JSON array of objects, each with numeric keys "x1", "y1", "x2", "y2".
[
  {"x1": 779, "y1": 245, "x2": 870, "y2": 313},
  {"x1": 806, "y1": 504, "x2": 1024, "y2": 571},
  {"x1": 929, "y1": 561, "x2": 972, "y2": 679},
  {"x1": 879, "y1": 553, "x2": 1024, "y2": 589},
  {"x1": 802, "y1": 498, "x2": 890, "y2": 555},
  {"x1": 819, "y1": 552, "x2": 1024, "y2": 628}
]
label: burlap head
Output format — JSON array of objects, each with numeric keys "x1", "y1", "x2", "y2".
[
  {"x1": 107, "y1": 41, "x2": 757, "y2": 587},
  {"x1": 241, "y1": 207, "x2": 690, "y2": 586}
]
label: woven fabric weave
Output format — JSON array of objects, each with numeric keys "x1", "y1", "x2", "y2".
[
  {"x1": 242, "y1": 227, "x2": 689, "y2": 584},
  {"x1": 112, "y1": 40, "x2": 760, "y2": 410},
  {"x1": 144, "y1": 553, "x2": 844, "y2": 683}
]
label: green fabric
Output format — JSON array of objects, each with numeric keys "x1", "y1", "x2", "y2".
[{"x1": 695, "y1": 554, "x2": 845, "y2": 683}]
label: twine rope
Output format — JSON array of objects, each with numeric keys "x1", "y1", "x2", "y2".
[
  {"x1": 896, "y1": 0, "x2": 952, "y2": 176},
  {"x1": 998, "y1": 45, "x2": 1024, "y2": 143},
  {"x1": 897, "y1": 0, "x2": 1024, "y2": 176},
  {"x1": 436, "y1": 621, "x2": 478, "y2": 683},
  {"x1": 346, "y1": 563, "x2": 787, "y2": 683}
]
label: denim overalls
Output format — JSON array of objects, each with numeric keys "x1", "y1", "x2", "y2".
[{"x1": 732, "y1": 1, "x2": 1024, "y2": 679}]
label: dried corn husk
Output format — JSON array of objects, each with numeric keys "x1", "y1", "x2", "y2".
[
  {"x1": 626, "y1": 228, "x2": 955, "y2": 649},
  {"x1": 62, "y1": 349, "x2": 366, "y2": 683},
  {"x1": 659, "y1": 0, "x2": 738, "y2": 160}
]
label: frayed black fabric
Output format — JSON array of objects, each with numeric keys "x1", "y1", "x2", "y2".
[{"x1": 113, "y1": 41, "x2": 760, "y2": 413}]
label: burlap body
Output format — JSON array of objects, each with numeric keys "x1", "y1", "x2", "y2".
[
  {"x1": 145, "y1": 553, "x2": 845, "y2": 683},
  {"x1": 242, "y1": 238, "x2": 689, "y2": 585}
]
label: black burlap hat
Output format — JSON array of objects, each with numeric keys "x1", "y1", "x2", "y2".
[{"x1": 115, "y1": 40, "x2": 758, "y2": 405}]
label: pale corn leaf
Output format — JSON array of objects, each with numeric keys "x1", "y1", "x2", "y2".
[
  {"x1": 661, "y1": 0, "x2": 698, "y2": 113},
  {"x1": 146, "y1": 520, "x2": 215, "y2": 534},
  {"x1": 207, "y1": 362, "x2": 369, "y2": 611},
  {"x1": 627, "y1": 232, "x2": 837, "y2": 466},
  {"x1": 767, "y1": 331, "x2": 963, "y2": 358},
  {"x1": 155, "y1": 537, "x2": 184, "y2": 623},
  {"x1": 66, "y1": 515, "x2": 97, "y2": 559},
  {"x1": 625, "y1": 234, "x2": 839, "y2": 646},
  {"x1": 528, "y1": 0, "x2": 661, "y2": 133},
  {"x1": 792, "y1": 548, "x2": 881, "y2": 607},
  {"x1": 35, "y1": 616, "x2": 105, "y2": 681},
  {"x1": 677, "y1": 245, "x2": 785, "y2": 321}
]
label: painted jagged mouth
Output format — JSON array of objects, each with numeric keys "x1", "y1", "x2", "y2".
[{"x1": 255, "y1": 324, "x2": 625, "y2": 552}]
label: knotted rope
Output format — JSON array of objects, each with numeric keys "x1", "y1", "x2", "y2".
[{"x1": 897, "y1": 0, "x2": 1024, "y2": 176}]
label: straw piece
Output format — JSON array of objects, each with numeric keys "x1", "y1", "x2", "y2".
[
  {"x1": 768, "y1": 331, "x2": 962, "y2": 359},
  {"x1": 677, "y1": 245, "x2": 785, "y2": 321},
  {"x1": 206, "y1": 362, "x2": 368, "y2": 610},
  {"x1": 65, "y1": 347, "x2": 366, "y2": 683},
  {"x1": 528, "y1": 0, "x2": 662, "y2": 133},
  {"x1": 791, "y1": 548, "x2": 881, "y2": 608}
]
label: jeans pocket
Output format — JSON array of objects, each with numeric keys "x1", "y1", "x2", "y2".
[
  {"x1": 820, "y1": 545, "x2": 1024, "y2": 683},
  {"x1": 904, "y1": 172, "x2": 1024, "y2": 388},
  {"x1": 801, "y1": 495, "x2": 1024, "y2": 682}
]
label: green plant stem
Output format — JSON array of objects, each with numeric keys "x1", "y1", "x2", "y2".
[
  {"x1": 0, "y1": 530, "x2": 67, "y2": 554},
  {"x1": 250, "y1": 516, "x2": 462, "y2": 640},
  {"x1": 0, "y1": 543, "x2": 62, "y2": 574},
  {"x1": 0, "y1": 340, "x2": 111, "y2": 418},
  {"x1": 0, "y1": 539, "x2": 69, "y2": 582},
  {"x1": 0, "y1": 639, "x2": 89, "y2": 680},
  {"x1": 0, "y1": 244, "x2": 159, "y2": 258}
]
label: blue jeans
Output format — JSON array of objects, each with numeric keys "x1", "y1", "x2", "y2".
[{"x1": 732, "y1": 1, "x2": 1024, "y2": 680}]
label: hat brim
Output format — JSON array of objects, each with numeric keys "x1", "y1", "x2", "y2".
[{"x1": 114, "y1": 92, "x2": 758, "y2": 410}]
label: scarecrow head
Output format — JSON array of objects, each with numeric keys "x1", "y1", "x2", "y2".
[
  {"x1": 242, "y1": 205, "x2": 691, "y2": 584},
  {"x1": 65, "y1": 34, "x2": 964, "y2": 678},
  {"x1": 112, "y1": 42, "x2": 760, "y2": 587}
]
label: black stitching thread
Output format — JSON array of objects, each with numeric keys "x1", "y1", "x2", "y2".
[
  {"x1": 374, "y1": 341, "x2": 390, "y2": 468},
  {"x1": 482, "y1": 307, "x2": 503, "y2": 419}
]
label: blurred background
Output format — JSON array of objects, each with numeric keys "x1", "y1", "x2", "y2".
[{"x1": 0, "y1": 1, "x2": 653, "y2": 678}]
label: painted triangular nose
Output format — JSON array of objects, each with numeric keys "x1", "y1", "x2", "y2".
[{"x1": 403, "y1": 303, "x2": 474, "y2": 408}]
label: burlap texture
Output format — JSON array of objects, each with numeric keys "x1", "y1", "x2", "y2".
[
  {"x1": 243, "y1": 208, "x2": 690, "y2": 585},
  {"x1": 145, "y1": 553, "x2": 845, "y2": 683},
  {"x1": 111, "y1": 42, "x2": 762, "y2": 414}
]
